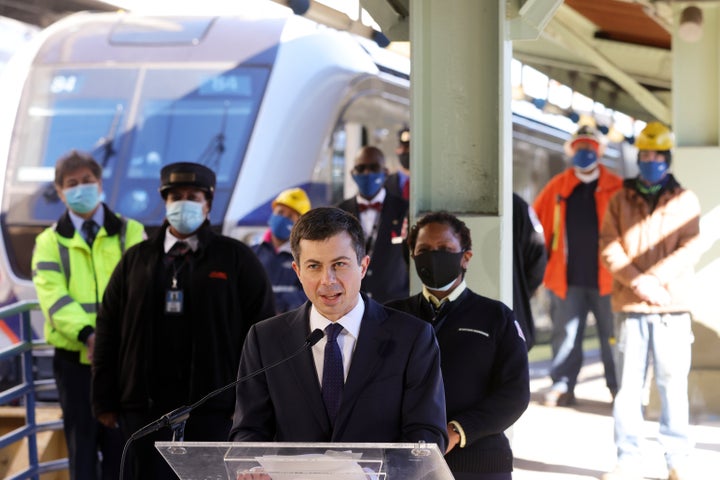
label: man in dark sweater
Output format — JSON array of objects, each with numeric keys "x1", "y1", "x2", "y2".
[{"x1": 386, "y1": 211, "x2": 529, "y2": 480}]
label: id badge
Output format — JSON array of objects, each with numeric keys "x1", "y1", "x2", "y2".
[{"x1": 165, "y1": 288, "x2": 184, "y2": 314}]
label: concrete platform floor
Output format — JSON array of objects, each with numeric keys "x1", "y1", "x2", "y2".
[{"x1": 511, "y1": 354, "x2": 720, "y2": 480}]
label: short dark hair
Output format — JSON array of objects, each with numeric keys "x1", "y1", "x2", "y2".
[
  {"x1": 290, "y1": 207, "x2": 366, "y2": 265},
  {"x1": 54, "y1": 150, "x2": 101, "y2": 186},
  {"x1": 407, "y1": 211, "x2": 472, "y2": 252}
]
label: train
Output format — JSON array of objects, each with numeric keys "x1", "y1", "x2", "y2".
[{"x1": 0, "y1": 3, "x2": 631, "y2": 342}]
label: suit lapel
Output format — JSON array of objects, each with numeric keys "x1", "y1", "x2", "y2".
[
  {"x1": 282, "y1": 306, "x2": 332, "y2": 432},
  {"x1": 333, "y1": 298, "x2": 389, "y2": 436}
]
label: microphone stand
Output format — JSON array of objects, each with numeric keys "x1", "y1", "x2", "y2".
[{"x1": 119, "y1": 328, "x2": 325, "y2": 480}]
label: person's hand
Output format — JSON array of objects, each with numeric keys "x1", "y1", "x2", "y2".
[
  {"x1": 631, "y1": 275, "x2": 671, "y2": 306},
  {"x1": 86, "y1": 333, "x2": 95, "y2": 362},
  {"x1": 97, "y1": 412, "x2": 118, "y2": 429},
  {"x1": 236, "y1": 466, "x2": 271, "y2": 479},
  {"x1": 446, "y1": 424, "x2": 460, "y2": 454}
]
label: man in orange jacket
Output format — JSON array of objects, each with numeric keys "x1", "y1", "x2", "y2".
[{"x1": 533, "y1": 125, "x2": 623, "y2": 406}]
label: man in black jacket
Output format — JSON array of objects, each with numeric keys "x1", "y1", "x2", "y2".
[
  {"x1": 512, "y1": 193, "x2": 547, "y2": 349},
  {"x1": 386, "y1": 211, "x2": 530, "y2": 480},
  {"x1": 337, "y1": 146, "x2": 408, "y2": 303},
  {"x1": 91, "y1": 162, "x2": 275, "y2": 480}
]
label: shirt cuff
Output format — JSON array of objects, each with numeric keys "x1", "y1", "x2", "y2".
[{"x1": 449, "y1": 420, "x2": 466, "y2": 448}]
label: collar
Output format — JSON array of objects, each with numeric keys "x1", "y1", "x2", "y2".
[
  {"x1": 68, "y1": 206, "x2": 105, "y2": 235},
  {"x1": 422, "y1": 280, "x2": 467, "y2": 308},
  {"x1": 357, "y1": 188, "x2": 386, "y2": 206},
  {"x1": 309, "y1": 293, "x2": 364, "y2": 340},
  {"x1": 164, "y1": 230, "x2": 199, "y2": 253}
]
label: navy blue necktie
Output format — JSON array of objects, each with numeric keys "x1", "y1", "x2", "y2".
[
  {"x1": 322, "y1": 323, "x2": 344, "y2": 425},
  {"x1": 82, "y1": 220, "x2": 99, "y2": 247}
]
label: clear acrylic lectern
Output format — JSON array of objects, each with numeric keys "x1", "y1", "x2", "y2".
[{"x1": 156, "y1": 441, "x2": 455, "y2": 480}]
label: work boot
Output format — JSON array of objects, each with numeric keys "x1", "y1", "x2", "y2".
[{"x1": 543, "y1": 389, "x2": 576, "y2": 407}]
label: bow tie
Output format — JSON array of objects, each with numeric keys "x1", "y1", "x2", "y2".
[{"x1": 358, "y1": 202, "x2": 382, "y2": 213}]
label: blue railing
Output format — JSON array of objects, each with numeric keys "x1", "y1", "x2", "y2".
[{"x1": 0, "y1": 300, "x2": 67, "y2": 480}]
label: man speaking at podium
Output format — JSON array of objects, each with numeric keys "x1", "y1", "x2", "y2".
[{"x1": 229, "y1": 207, "x2": 448, "y2": 452}]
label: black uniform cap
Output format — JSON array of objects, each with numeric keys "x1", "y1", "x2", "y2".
[{"x1": 159, "y1": 162, "x2": 216, "y2": 199}]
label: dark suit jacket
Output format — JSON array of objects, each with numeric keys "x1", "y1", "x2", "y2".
[
  {"x1": 229, "y1": 295, "x2": 448, "y2": 452},
  {"x1": 337, "y1": 193, "x2": 409, "y2": 303}
]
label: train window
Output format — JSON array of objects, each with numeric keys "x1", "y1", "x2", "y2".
[
  {"x1": 5, "y1": 67, "x2": 137, "y2": 223},
  {"x1": 114, "y1": 66, "x2": 269, "y2": 223}
]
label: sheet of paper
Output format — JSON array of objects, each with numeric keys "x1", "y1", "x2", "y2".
[{"x1": 255, "y1": 452, "x2": 373, "y2": 480}]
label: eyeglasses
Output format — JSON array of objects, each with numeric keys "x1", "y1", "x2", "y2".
[{"x1": 353, "y1": 164, "x2": 382, "y2": 174}]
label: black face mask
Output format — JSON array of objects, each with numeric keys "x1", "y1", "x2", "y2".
[
  {"x1": 398, "y1": 152, "x2": 410, "y2": 170},
  {"x1": 413, "y1": 250, "x2": 464, "y2": 290}
]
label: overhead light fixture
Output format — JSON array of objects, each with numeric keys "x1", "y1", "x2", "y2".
[{"x1": 678, "y1": 5, "x2": 703, "y2": 43}]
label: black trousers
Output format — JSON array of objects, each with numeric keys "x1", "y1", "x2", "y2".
[
  {"x1": 120, "y1": 409, "x2": 231, "y2": 480},
  {"x1": 53, "y1": 351, "x2": 122, "y2": 480}
]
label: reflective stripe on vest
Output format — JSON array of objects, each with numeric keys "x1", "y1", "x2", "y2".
[
  {"x1": 58, "y1": 243, "x2": 71, "y2": 281},
  {"x1": 34, "y1": 261, "x2": 61, "y2": 273}
]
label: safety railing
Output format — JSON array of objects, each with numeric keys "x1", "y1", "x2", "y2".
[{"x1": 0, "y1": 300, "x2": 67, "y2": 480}]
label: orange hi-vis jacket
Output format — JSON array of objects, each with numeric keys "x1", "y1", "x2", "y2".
[{"x1": 533, "y1": 165, "x2": 623, "y2": 299}]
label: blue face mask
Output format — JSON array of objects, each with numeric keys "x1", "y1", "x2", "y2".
[
  {"x1": 572, "y1": 149, "x2": 598, "y2": 169},
  {"x1": 268, "y1": 214, "x2": 294, "y2": 241},
  {"x1": 166, "y1": 200, "x2": 206, "y2": 235},
  {"x1": 63, "y1": 183, "x2": 101, "y2": 214},
  {"x1": 638, "y1": 160, "x2": 668, "y2": 184},
  {"x1": 352, "y1": 172, "x2": 386, "y2": 199}
]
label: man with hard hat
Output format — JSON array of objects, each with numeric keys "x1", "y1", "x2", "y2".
[
  {"x1": 533, "y1": 124, "x2": 622, "y2": 407},
  {"x1": 600, "y1": 122, "x2": 700, "y2": 480},
  {"x1": 253, "y1": 187, "x2": 311, "y2": 313},
  {"x1": 91, "y1": 162, "x2": 275, "y2": 480}
]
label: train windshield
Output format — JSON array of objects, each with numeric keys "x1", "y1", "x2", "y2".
[
  {"x1": 2, "y1": 64, "x2": 269, "y2": 280},
  {"x1": 4, "y1": 64, "x2": 269, "y2": 226}
]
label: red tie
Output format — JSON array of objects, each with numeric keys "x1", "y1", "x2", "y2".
[
  {"x1": 402, "y1": 179, "x2": 410, "y2": 200},
  {"x1": 358, "y1": 202, "x2": 382, "y2": 213}
]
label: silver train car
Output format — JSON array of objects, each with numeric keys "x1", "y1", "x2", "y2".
[{"x1": 0, "y1": 7, "x2": 411, "y2": 324}]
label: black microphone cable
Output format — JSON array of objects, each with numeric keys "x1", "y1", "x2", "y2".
[{"x1": 118, "y1": 328, "x2": 324, "y2": 480}]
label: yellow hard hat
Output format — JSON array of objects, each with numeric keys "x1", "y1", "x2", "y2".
[
  {"x1": 272, "y1": 187, "x2": 311, "y2": 215},
  {"x1": 636, "y1": 122, "x2": 674, "y2": 151}
]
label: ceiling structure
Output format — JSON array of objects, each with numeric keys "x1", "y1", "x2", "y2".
[
  {"x1": 0, "y1": 0, "x2": 704, "y2": 123},
  {"x1": 360, "y1": 0, "x2": 685, "y2": 123},
  {"x1": 0, "y1": 0, "x2": 115, "y2": 27}
]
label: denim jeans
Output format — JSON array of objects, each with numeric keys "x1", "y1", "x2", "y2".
[
  {"x1": 613, "y1": 312, "x2": 694, "y2": 470},
  {"x1": 548, "y1": 286, "x2": 617, "y2": 393}
]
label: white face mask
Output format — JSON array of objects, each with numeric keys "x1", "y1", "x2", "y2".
[
  {"x1": 166, "y1": 200, "x2": 205, "y2": 235},
  {"x1": 573, "y1": 166, "x2": 600, "y2": 184}
]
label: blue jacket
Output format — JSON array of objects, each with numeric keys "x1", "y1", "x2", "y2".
[{"x1": 252, "y1": 240, "x2": 306, "y2": 314}]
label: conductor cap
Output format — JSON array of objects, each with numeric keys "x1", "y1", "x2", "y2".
[{"x1": 160, "y1": 162, "x2": 216, "y2": 199}]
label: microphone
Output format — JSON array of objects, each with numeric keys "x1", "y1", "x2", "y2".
[{"x1": 119, "y1": 328, "x2": 324, "y2": 479}]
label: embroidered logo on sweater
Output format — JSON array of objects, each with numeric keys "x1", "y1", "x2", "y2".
[
  {"x1": 209, "y1": 271, "x2": 228, "y2": 280},
  {"x1": 457, "y1": 328, "x2": 489, "y2": 337}
]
